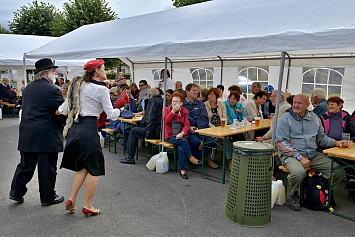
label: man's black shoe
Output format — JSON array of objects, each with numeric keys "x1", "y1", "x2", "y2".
[
  {"x1": 119, "y1": 156, "x2": 135, "y2": 164},
  {"x1": 9, "y1": 196, "x2": 24, "y2": 204},
  {"x1": 41, "y1": 194, "x2": 64, "y2": 206}
]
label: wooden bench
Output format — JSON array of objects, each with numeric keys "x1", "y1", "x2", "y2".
[
  {"x1": 0, "y1": 101, "x2": 16, "y2": 118},
  {"x1": 102, "y1": 128, "x2": 120, "y2": 154}
]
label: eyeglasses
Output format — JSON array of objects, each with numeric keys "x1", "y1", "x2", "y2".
[{"x1": 139, "y1": 84, "x2": 145, "y2": 87}]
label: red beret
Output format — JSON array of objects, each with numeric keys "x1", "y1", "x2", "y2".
[{"x1": 84, "y1": 59, "x2": 105, "y2": 70}]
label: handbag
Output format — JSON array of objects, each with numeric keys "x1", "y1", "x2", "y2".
[
  {"x1": 114, "y1": 90, "x2": 129, "y2": 109},
  {"x1": 172, "y1": 117, "x2": 184, "y2": 136}
]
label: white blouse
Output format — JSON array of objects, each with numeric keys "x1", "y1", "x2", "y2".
[{"x1": 58, "y1": 82, "x2": 121, "y2": 120}]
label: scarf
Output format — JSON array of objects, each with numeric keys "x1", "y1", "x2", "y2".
[{"x1": 63, "y1": 76, "x2": 84, "y2": 138}]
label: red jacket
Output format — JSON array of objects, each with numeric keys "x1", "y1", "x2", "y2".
[{"x1": 163, "y1": 106, "x2": 190, "y2": 140}]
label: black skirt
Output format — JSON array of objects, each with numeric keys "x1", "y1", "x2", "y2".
[{"x1": 60, "y1": 116, "x2": 105, "y2": 176}]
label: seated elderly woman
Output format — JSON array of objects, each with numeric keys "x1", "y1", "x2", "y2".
[
  {"x1": 319, "y1": 96, "x2": 355, "y2": 201},
  {"x1": 224, "y1": 92, "x2": 247, "y2": 170},
  {"x1": 224, "y1": 92, "x2": 246, "y2": 124},
  {"x1": 204, "y1": 87, "x2": 227, "y2": 169},
  {"x1": 163, "y1": 92, "x2": 201, "y2": 179}
]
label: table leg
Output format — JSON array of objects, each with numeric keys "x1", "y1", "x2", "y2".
[
  {"x1": 123, "y1": 123, "x2": 126, "y2": 156},
  {"x1": 327, "y1": 157, "x2": 334, "y2": 212},
  {"x1": 201, "y1": 136, "x2": 206, "y2": 178},
  {"x1": 222, "y1": 137, "x2": 227, "y2": 184}
]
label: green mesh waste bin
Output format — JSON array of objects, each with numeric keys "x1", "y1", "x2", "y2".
[{"x1": 224, "y1": 141, "x2": 274, "y2": 227}]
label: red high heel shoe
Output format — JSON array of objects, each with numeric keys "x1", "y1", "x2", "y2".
[
  {"x1": 65, "y1": 200, "x2": 75, "y2": 213},
  {"x1": 82, "y1": 207, "x2": 101, "y2": 217}
]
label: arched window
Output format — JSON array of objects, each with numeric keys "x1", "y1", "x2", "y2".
[
  {"x1": 301, "y1": 67, "x2": 344, "y2": 98},
  {"x1": 190, "y1": 68, "x2": 214, "y2": 89},
  {"x1": 238, "y1": 67, "x2": 269, "y2": 100}
]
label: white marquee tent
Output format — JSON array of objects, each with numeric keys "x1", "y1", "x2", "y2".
[
  {"x1": 24, "y1": 0, "x2": 355, "y2": 115},
  {"x1": 0, "y1": 34, "x2": 86, "y2": 86}
]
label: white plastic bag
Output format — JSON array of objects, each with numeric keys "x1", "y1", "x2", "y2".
[
  {"x1": 146, "y1": 153, "x2": 161, "y2": 171},
  {"x1": 156, "y1": 152, "x2": 169, "y2": 174},
  {"x1": 274, "y1": 180, "x2": 286, "y2": 205},
  {"x1": 0, "y1": 107, "x2": 2, "y2": 120},
  {"x1": 98, "y1": 132, "x2": 105, "y2": 148},
  {"x1": 271, "y1": 181, "x2": 279, "y2": 208}
]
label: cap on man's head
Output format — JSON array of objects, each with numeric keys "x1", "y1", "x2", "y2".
[
  {"x1": 34, "y1": 58, "x2": 58, "y2": 74},
  {"x1": 264, "y1": 85, "x2": 274, "y2": 94},
  {"x1": 84, "y1": 59, "x2": 105, "y2": 70}
]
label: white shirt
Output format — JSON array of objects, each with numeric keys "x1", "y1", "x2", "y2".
[
  {"x1": 239, "y1": 95, "x2": 247, "y2": 106},
  {"x1": 160, "y1": 78, "x2": 175, "y2": 91},
  {"x1": 59, "y1": 82, "x2": 121, "y2": 120}
]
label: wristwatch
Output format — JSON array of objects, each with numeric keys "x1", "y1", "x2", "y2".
[
  {"x1": 296, "y1": 155, "x2": 302, "y2": 161},
  {"x1": 181, "y1": 131, "x2": 185, "y2": 136}
]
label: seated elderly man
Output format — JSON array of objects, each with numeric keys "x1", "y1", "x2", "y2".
[
  {"x1": 0, "y1": 78, "x2": 17, "y2": 104},
  {"x1": 311, "y1": 88, "x2": 327, "y2": 116},
  {"x1": 119, "y1": 88, "x2": 163, "y2": 164},
  {"x1": 276, "y1": 94, "x2": 345, "y2": 211},
  {"x1": 256, "y1": 90, "x2": 291, "y2": 143}
]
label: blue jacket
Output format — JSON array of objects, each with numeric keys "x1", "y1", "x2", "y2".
[
  {"x1": 224, "y1": 100, "x2": 246, "y2": 124},
  {"x1": 182, "y1": 98, "x2": 209, "y2": 129},
  {"x1": 109, "y1": 97, "x2": 138, "y2": 130}
]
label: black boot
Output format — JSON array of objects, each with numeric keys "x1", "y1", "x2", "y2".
[{"x1": 119, "y1": 156, "x2": 135, "y2": 164}]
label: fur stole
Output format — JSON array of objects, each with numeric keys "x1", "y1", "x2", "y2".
[{"x1": 63, "y1": 76, "x2": 84, "y2": 138}]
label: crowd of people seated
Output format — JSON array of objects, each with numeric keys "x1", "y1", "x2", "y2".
[{"x1": 97, "y1": 71, "x2": 355, "y2": 212}]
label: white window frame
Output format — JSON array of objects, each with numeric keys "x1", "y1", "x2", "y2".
[
  {"x1": 238, "y1": 67, "x2": 269, "y2": 99},
  {"x1": 190, "y1": 67, "x2": 214, "y2": 89},
  {"x1": 301, "y1": 67, "x2": 344, "y2": 98}
]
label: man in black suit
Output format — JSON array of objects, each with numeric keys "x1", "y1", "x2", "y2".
[{"x1": 10, "y1": 58, "x2": 65, "y2": 206}]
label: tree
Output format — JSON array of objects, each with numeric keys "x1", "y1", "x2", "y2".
[
  {"x1": 51, "y1": 0, "x2": 118, "y2": 37},
  {"x1": 0, "y1": 24, "x2": 11, "y2": 34},
  {"x1": 101, "y1": 58, "x2": 121, "y2": 71},
  {"x1": 8, "y1": 1, "x2": 58, "y2": 36},
  {"x1": 173, "y1": 0, "x2": 211, "y2": 7}
]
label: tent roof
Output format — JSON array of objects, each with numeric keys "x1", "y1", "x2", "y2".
[
  {"x1": 0, "y1": 34, "x2": 56, "y2": 66},
  {"x1": 25, "y1": 0, "x2": 355, "y2": 62},
  {"x1": 0, "y1": 34, "x2": 87, "y2": 67}
]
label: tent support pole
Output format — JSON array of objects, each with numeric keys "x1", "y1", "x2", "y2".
[
  {"x1": 126, "y1": 58, "x2": 135, "y2": 82},
  {"x1": 271, "y1": 52, "x2": 287, "y2": 145},
  {"x1": 167, "y1": 58, "x2": 173, "y2": 79},
  {"x1": 285, "y1": 53, "x2": 291, "y2": 92},
  {"x1": 161, "y1": 57, "x2": 168, "y2": 145},
  {"x1": 23, "y1": 56, "x2": 27, "y2": 86},
  {"x1": 217, "y1": 56, "x2": 223, "y2": 84}
]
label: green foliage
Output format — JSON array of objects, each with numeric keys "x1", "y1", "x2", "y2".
[
  {"x1": 173, "y1": 0, "x2": 211, "y2": 7},
  {"x1": 0, "y1": 24, "x2": 11, "y2": 34},
  {"x1": 51, "y1": 0, "x2": 118, "y2": 37},
  {"x1": 101, "y1": 58, "x2": 121, "y2": 71},
  {"x1": 8, "y1": 1, "x2": 58, "y2": 36},
  {"x1": 106, "y1": 73, "x2": 131, "y2": 81}
]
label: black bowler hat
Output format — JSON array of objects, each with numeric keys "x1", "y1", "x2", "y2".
[{"x1": 34, "y1": 58, "x2": 58, "y2": 74}]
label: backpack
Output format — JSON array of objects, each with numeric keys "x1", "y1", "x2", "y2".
[{"x1": 304, "y1": 171, "x2": 335, "y2": 211}]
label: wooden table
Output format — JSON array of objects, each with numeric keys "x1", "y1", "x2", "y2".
[
  {"x1": 196, "y1": 119, "x2": 272, "y2": 184},
  {"x1": 119, "y1": 116, "x2": 143, "y2": 160},
  {"x1": 323, "y1": 143, "x2": 355, "y2": 221}
]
